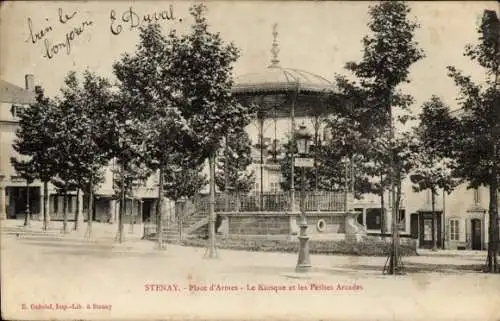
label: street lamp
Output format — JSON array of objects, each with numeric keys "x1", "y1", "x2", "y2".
[
  {"x1": 295, "y1": 124, "x2": 312, "y2": 273},
  {"x1": 0, "y1": 174, "x2": 6, "y2": 220},
  {"x1": 24, "y1": 180, "x2": 31, "y2": 227}
]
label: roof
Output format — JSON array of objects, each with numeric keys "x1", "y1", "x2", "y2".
[
  {"x1": 232, "y1": 66, "x2": 334, "y2": 94},
  {"x1": 0, "y1": 79, "x2": 35, "y2": 104}
]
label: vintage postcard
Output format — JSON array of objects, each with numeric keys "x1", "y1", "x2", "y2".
[{"x1": 1, "y1": 1, "x2": 500, "y2": 320}]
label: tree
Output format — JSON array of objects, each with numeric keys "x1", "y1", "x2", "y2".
[
  {"x1": 164, "y1": 160, "x2": 207, "y2": 202},
  {"x1": 112, "y1": 23, "x2": 198, "y2": 248},
  {"x1": 322, "y1": 112, "x2": 380, "y2": 197},
  {"x1": 112, "y1": 158, "x2": 152, "y2": 228},
  {"x1": 53, "y1": 71, "x2": 112, "y2": 235},
  {"x1": 410, "y1": 96, "x2": 460, "y2": 250},
  {"x1": 113, "y1": 4, "x2": 251, "y2": 253},
  {"x1": 215, "y1": 129, "x2": 255, "y2": 198},
  {"x1": 447, "y1": 10, "x2": 499, "y2": 273},
  {"x1": 11, "y1": 86, "x2": 59, "y2": 230},
  {"x1": 165, "y1": 4, "x2": 252, "y2": 257},
  {"x1": 99, "y1": 93, "x2": 153, "y2": 243},
  {"x1": 341, "y1": 1, "x2": 424, "y2": 274},
  {"x1": 327, "y1": 75, "x2": 393, "y2": 231}
]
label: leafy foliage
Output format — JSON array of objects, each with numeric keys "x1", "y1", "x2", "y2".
[
  {"x1": 52, "y1": 71, "x2": 113, "y2": 192},
  {"x1": 215, "y1": 129, "x2": 255, "y2": 194},
  {"x1": 335, "y1": 1, "x2": 423, "y2": 206},
  {"x1": 162, "y1": 4, "x2": 251, "y2": 159},
  {"x1": 11, "y1": 86, "x2": 58, "y2": 185},
  {"x1": 163, "y1": 161, "x2": 207, "y2": 202},
  {"x1": 410, "y1": 96, "x2": 460, "y2": 195},
  {"x1": 112, "y1": 4, "x2": 249, "y2": 248}
]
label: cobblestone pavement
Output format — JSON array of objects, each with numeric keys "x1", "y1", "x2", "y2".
[{"x1": 2, "y1": 219, "x2": 500, "y2": 321}]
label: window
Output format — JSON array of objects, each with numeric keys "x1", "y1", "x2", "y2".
[
  {"x1": 366, "y1": 208, "x2": 382, "y2": 230},
  {"x1": 270, "y1": 182, "x2": 279, "y2": 193},
  {"x1": 53, "y1": 195, "x2": 59, "y2": 213},
  {"x1": 473, "y1": 188, "x2": 480, "y2": 204},
  {"x1": 10, "y1": 104, "x2": 24, "y2": 118},
  {"x1": 450, "y1": 219, "x2": 460, "y2": 241},
  {"x1": 424, "y1": 219, "x2": 433, "y2": 241}
]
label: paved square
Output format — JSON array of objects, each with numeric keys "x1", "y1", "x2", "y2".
[{"x1": 2, "y1": 220, "x2": 499, "y2": 321}]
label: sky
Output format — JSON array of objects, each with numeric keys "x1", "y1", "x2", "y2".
[{"x1": 1, "y1": 0, "x2": 498, "y2": 141}]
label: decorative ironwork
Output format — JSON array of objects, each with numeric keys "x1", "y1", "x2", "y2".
[
  {"x1": 185, "y1": 191, "x2": 345, "y2": 213},
  {"x1": 269, "y1": 23, "x2": 280, "y2": 67}
]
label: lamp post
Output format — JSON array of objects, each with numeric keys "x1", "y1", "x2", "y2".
[
  {"x1": 295, "y1": 124, "x2": 312, "y2": 273},
  {"x1": 24, "y1": 180, "x2": 31, "y2": 227},
  {"x1": 0, "y1": 174, "x2": 6, "y2": 220}
]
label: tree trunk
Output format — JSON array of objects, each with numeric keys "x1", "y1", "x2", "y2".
[
  {"x1": 260, "y1": 115, "x2": 265, "y2": 210},
  {"x1": 380, "y1": 173, "x2": 386, "y2": 234},
  {"x1": 224, "y1": 135, "x2": 230, "y2": 212},
  {"x1": 486, "y1": 163, "x2": 499, "y2": 273},
  {"x1": 442, "y1": 188, "x2": 446, "y2": 250},
  {"x1": 207, "y1": 152, "x2": 217, "y2": 258},
  {"x1": 118, "y1": 166, "x2": 125, "y2": 243},
  {"x1": 24, "y1": 182, "x2": 31, "y2": 227},
  {"x1": 43, "y1": 181, "x2": 49, "y2": 230},
  {"x1": 156, "y1": 166, "x2": 164, "y2": 249},
  {"x1": 431, "y1": 186, "x2": 437, "y2": 251},
  {"x1": 131, "y1": 199, "x2": 137, "y2": 232},
  {"x1": 86, "y1": 173, "x2": 94, "y2": 238},
  {"x1": 74, "y1": 189, "x2": 80, "y2": 231},
  {"x1": 344, "y1": 158, "x2": 349, "y2": 213},
  {"x1": 62, "y1": 187, "x2": 68, "y2": 234},
  {"x1": 388, "y1": 96, "x2": 401, "y2": 275},
  {"x1": 129, "y1": 199, "x2": 136, "y2": 233}
]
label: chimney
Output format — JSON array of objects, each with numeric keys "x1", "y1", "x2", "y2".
[{"x1": 25, "y1": 74, "x2": 35, "y2": 91}]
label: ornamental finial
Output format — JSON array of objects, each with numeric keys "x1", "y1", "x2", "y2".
[{"x1": 269, "y1": 23, "x2": 280, "y2": 67}]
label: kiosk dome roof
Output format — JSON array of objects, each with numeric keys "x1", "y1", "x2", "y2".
[
  {"x1": 232, "y1": 66, "x2": 333, "y2": 94},
  {"x1": 232, "y1": 23, "x2": 333, "y2": 95}
]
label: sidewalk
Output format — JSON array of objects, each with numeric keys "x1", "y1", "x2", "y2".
[
  {"x1": 1, "y1": 218, "x2": 144, "y2": 240},
  {"x1": 417, "y1": 248, "x2": 486, "y2": 257},
  {"x1": 1, "y1": 218, "x2": 500, "y2": 321},
  {"x1": 0, "y1": 218, "x2": 490, "y2": 273}
]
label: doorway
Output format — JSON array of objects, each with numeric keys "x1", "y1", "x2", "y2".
[
  {"x1": 418, "y1": 211, "x2": 442, "y2": 248},
  {"x1": 6, "y1": 186, "x2": 40, "y2": 219},
  {"x1": 410, "y1": 213, "x2": 419, "y2": 239},
  {"x1": 471, "y1": 219, "x2": 482, "y2": 250},
  {"x1": 142, "y1": 198, "x2": 154, "y2": 222}
]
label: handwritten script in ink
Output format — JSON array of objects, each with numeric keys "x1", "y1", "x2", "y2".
[
  {"x1": 26, "y1": 8, "x2": 93, "y2": 60},
  {"x1": 110, "y1": 5, "x2": 181, "y2": 36}
]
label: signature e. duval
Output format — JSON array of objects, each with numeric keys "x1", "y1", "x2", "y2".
[{"x1": 25, "y1": 6, "x2": 181, "y2": 60}]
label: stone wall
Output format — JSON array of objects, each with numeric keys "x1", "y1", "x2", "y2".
[
  {"x1": 228, "y1": 214, "x2": 289, "y2": 235},
  {"x1": 224, "y1": 212, "x2": 349, "y2": 236},
  {"x1": 302, "y1": 214, "x2": 345, "y2": 234}
]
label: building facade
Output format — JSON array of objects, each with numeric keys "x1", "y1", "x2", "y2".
[
  {"x1": 1, "y1": 75, "x2": 38, "y2": 221},
  {"x1": 0, "y1": 75, "x2": 173, "y2": 224}
]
